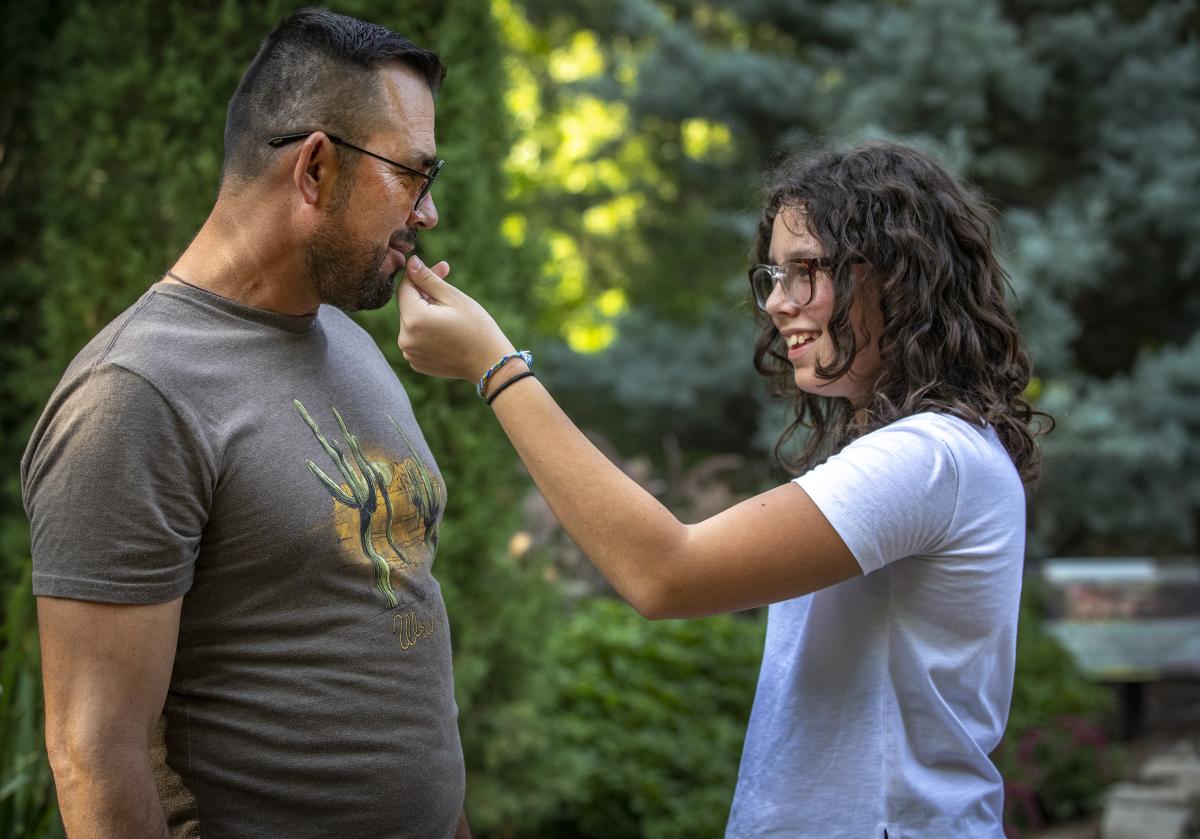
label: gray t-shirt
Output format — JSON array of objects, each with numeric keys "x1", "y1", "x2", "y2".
[
  {"x1": 727, "y1": 413, "x2": 1025, "y2": 839},
  {"x1": 21, "y1": 282, "x2": 464, "y2": 838}
]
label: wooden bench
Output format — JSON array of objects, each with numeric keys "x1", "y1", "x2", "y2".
[{"x1": 1040, "y1": 557, "x2": 1200, "y2": 739}]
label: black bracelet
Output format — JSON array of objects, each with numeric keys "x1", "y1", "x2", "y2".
[{"x1": 485, "y1": 370, "x2": 537, "y2": 406}]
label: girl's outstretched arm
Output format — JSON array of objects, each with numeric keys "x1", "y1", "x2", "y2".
[{"x1": 396, "y1": 256, "x2": 860, "y2": 619}]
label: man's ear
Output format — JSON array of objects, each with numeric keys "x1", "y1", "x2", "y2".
[{"x1": 292, "y1": 133, "x2": 337, "y2": 206}]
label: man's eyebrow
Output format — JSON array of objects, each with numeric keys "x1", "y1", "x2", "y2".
[{"x1": 380, "y1": 147, "x2": 437, "y2": 172}]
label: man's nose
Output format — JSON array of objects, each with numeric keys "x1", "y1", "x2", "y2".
[{"x1": 410, "y1": 193, "x2": 438, "y2": 229}]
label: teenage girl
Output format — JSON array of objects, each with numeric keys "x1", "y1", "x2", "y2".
[{"x1": 397, "y1": 142, "x2": 1046, "y2": 838}]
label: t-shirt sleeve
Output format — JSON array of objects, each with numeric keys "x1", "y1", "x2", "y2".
[
  {"x1": 21, "y1": 363, "x2": 212, "y2": 603},
  {"x1": 793, "y1": 419, "x2": 961, "y2": 574}
]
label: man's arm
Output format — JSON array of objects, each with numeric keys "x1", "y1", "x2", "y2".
[
  {"x1": 454, "y1": 808, "x2": 472, "y2": 839},
  {"x1": 38, "y1": 595, "x2": 182, "y2": 839}
]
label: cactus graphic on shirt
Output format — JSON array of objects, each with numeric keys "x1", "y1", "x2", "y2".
[
  {"x1": 389, "y1": 416, "x2": 442, "y2": 553},
  {"x1": 294, "y1": 400, "x2": 442, "y2": 607}
]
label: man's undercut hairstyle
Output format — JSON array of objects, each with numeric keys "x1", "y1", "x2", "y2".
[
  {"x1": 752, "y1": 142, "x2": 1052, "y2": 486},
  {"x1": 222, "y1": 8, "x2": 445, "y2": 188}
]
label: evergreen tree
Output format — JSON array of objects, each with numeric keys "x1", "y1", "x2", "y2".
[{"x1": 508, "y1": 0, "x2": 1200, "y2": 558}]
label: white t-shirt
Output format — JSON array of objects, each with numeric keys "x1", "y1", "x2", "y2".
[{"x1": 726, "y1": 413, "x2": 1026, "y2": 839}]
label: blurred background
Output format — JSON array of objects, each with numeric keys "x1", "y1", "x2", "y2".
[{"x1": 2, "y1": 1, "x2": 1198, "y2": 837}]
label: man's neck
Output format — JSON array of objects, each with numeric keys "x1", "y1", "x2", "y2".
[{"x1": 166, "y1": 201, "x2": 321, "y2": 316}]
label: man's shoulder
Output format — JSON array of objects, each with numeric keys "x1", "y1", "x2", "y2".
[
  {"x1": 46, "y1": 286, "x2": 244, "y2": 440},
  {"x1": 317, "y1": 304, "x2": 394, "y2": 364},
  {"x1": 70, "y1": 285, "x2": 209, "y2": 373},
  {"x1": 51, "y1": 288, "x2": 155, "y2": 384},
  {"x1": 318, "y1": 304, "x2": 379, "y2": 341}
]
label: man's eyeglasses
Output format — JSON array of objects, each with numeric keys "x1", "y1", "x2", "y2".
[
  {"x1": 748, "y1": 258, "x2": 837, "y2": 310},
  {"x1": 267, "y1": 131, "x2": 444, "y2": 212}
]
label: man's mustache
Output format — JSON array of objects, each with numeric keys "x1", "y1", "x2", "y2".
[{"x1": 389, "y1": 229, "x2": 417, "y2": 250}]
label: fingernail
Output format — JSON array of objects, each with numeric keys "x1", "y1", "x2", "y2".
[{"x1": 409, "y1": 255, "x2": 424, "y2": 272}]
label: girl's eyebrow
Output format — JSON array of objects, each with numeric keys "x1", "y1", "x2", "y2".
[{"x1": 769, "y1": 249, "x2": 824, "y2": 263}]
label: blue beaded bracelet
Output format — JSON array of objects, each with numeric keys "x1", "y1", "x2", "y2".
[{"x1": 476, "y1": 349, "x2": 533, "y2": 399}]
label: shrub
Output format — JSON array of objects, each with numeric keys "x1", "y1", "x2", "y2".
[
  {"x1": 993, "y1": 580, "x2": 1122, "y2": 835},
  {"x1": 524, "y1": 598, "x2": 766, "y2": 839},
  {"x1": 0, "y1": 563, "x2": 62, "y2": 839}
]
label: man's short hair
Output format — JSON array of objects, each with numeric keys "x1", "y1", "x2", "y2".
[{"x1": 222, "y1": 8, "x2": 445, "y2": 188}]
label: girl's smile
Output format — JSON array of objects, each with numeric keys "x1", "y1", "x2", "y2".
[{"x1": 766, "y1": 208, "x2": 883, "y2": 404}]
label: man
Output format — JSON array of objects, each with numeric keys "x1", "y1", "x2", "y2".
[{"x1": 21, "y1": 9, "x2": 469, "y2": 837}]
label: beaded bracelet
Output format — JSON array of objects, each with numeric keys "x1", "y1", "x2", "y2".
[
  {"x1": 476, "y1": 349, "x2": 533, "y2": 399},
  {"x1": 486, "y1": 371, "x2": 536, "y2": 406}
]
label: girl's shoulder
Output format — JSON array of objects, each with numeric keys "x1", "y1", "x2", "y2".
[
  {"x1": 846, "y1": 411, "x2": 1022, "y2": 493},
  {"x1": 867, "y1": 411, "x2": 1008, "y2": 460}
]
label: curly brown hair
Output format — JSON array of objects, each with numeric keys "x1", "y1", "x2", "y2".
[{"x1": 752, "y1": 142, "x2": 1051, "y2": 485}]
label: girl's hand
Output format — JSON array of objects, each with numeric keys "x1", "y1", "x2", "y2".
[{"x1": 396, "y1": 255, "x2": 516, "y2": 382}]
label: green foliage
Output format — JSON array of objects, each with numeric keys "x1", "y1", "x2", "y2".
[
  {"x1": 528, "y1": 599, "x2": 765, "y2": 839},
  {"x1": 4, "y1": 0, "x2": 1195, "y2": 835},
  {"x1": 505, "y1": 0, "x2": 1200, "y2": 560},
  {"x1": 0, "y1": 2, "x2": 559, "y2": 834},
  {"x1": 993, "y1": 583, "x2": 1122, "y2": 832},
  {"x1": 0, "y1": 565, "x2": 61, "y2": 839},
  {"x1": 1035, "y1": 333, "x2": 1200, "y2": 555},
  {"x1": 540, "y1": 304, "x2": 772, "y2": 458},
  {"x1": 493, "y1": 2, "x2": 1194, "y2": 830}
]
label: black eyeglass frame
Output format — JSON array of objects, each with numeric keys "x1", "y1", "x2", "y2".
[
  {"x1": 267, "y1": 131, "x2": 444, "y2": 212},
  {"x1": 748, "y1": 257, "x2": 839, "y2": 310}
]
